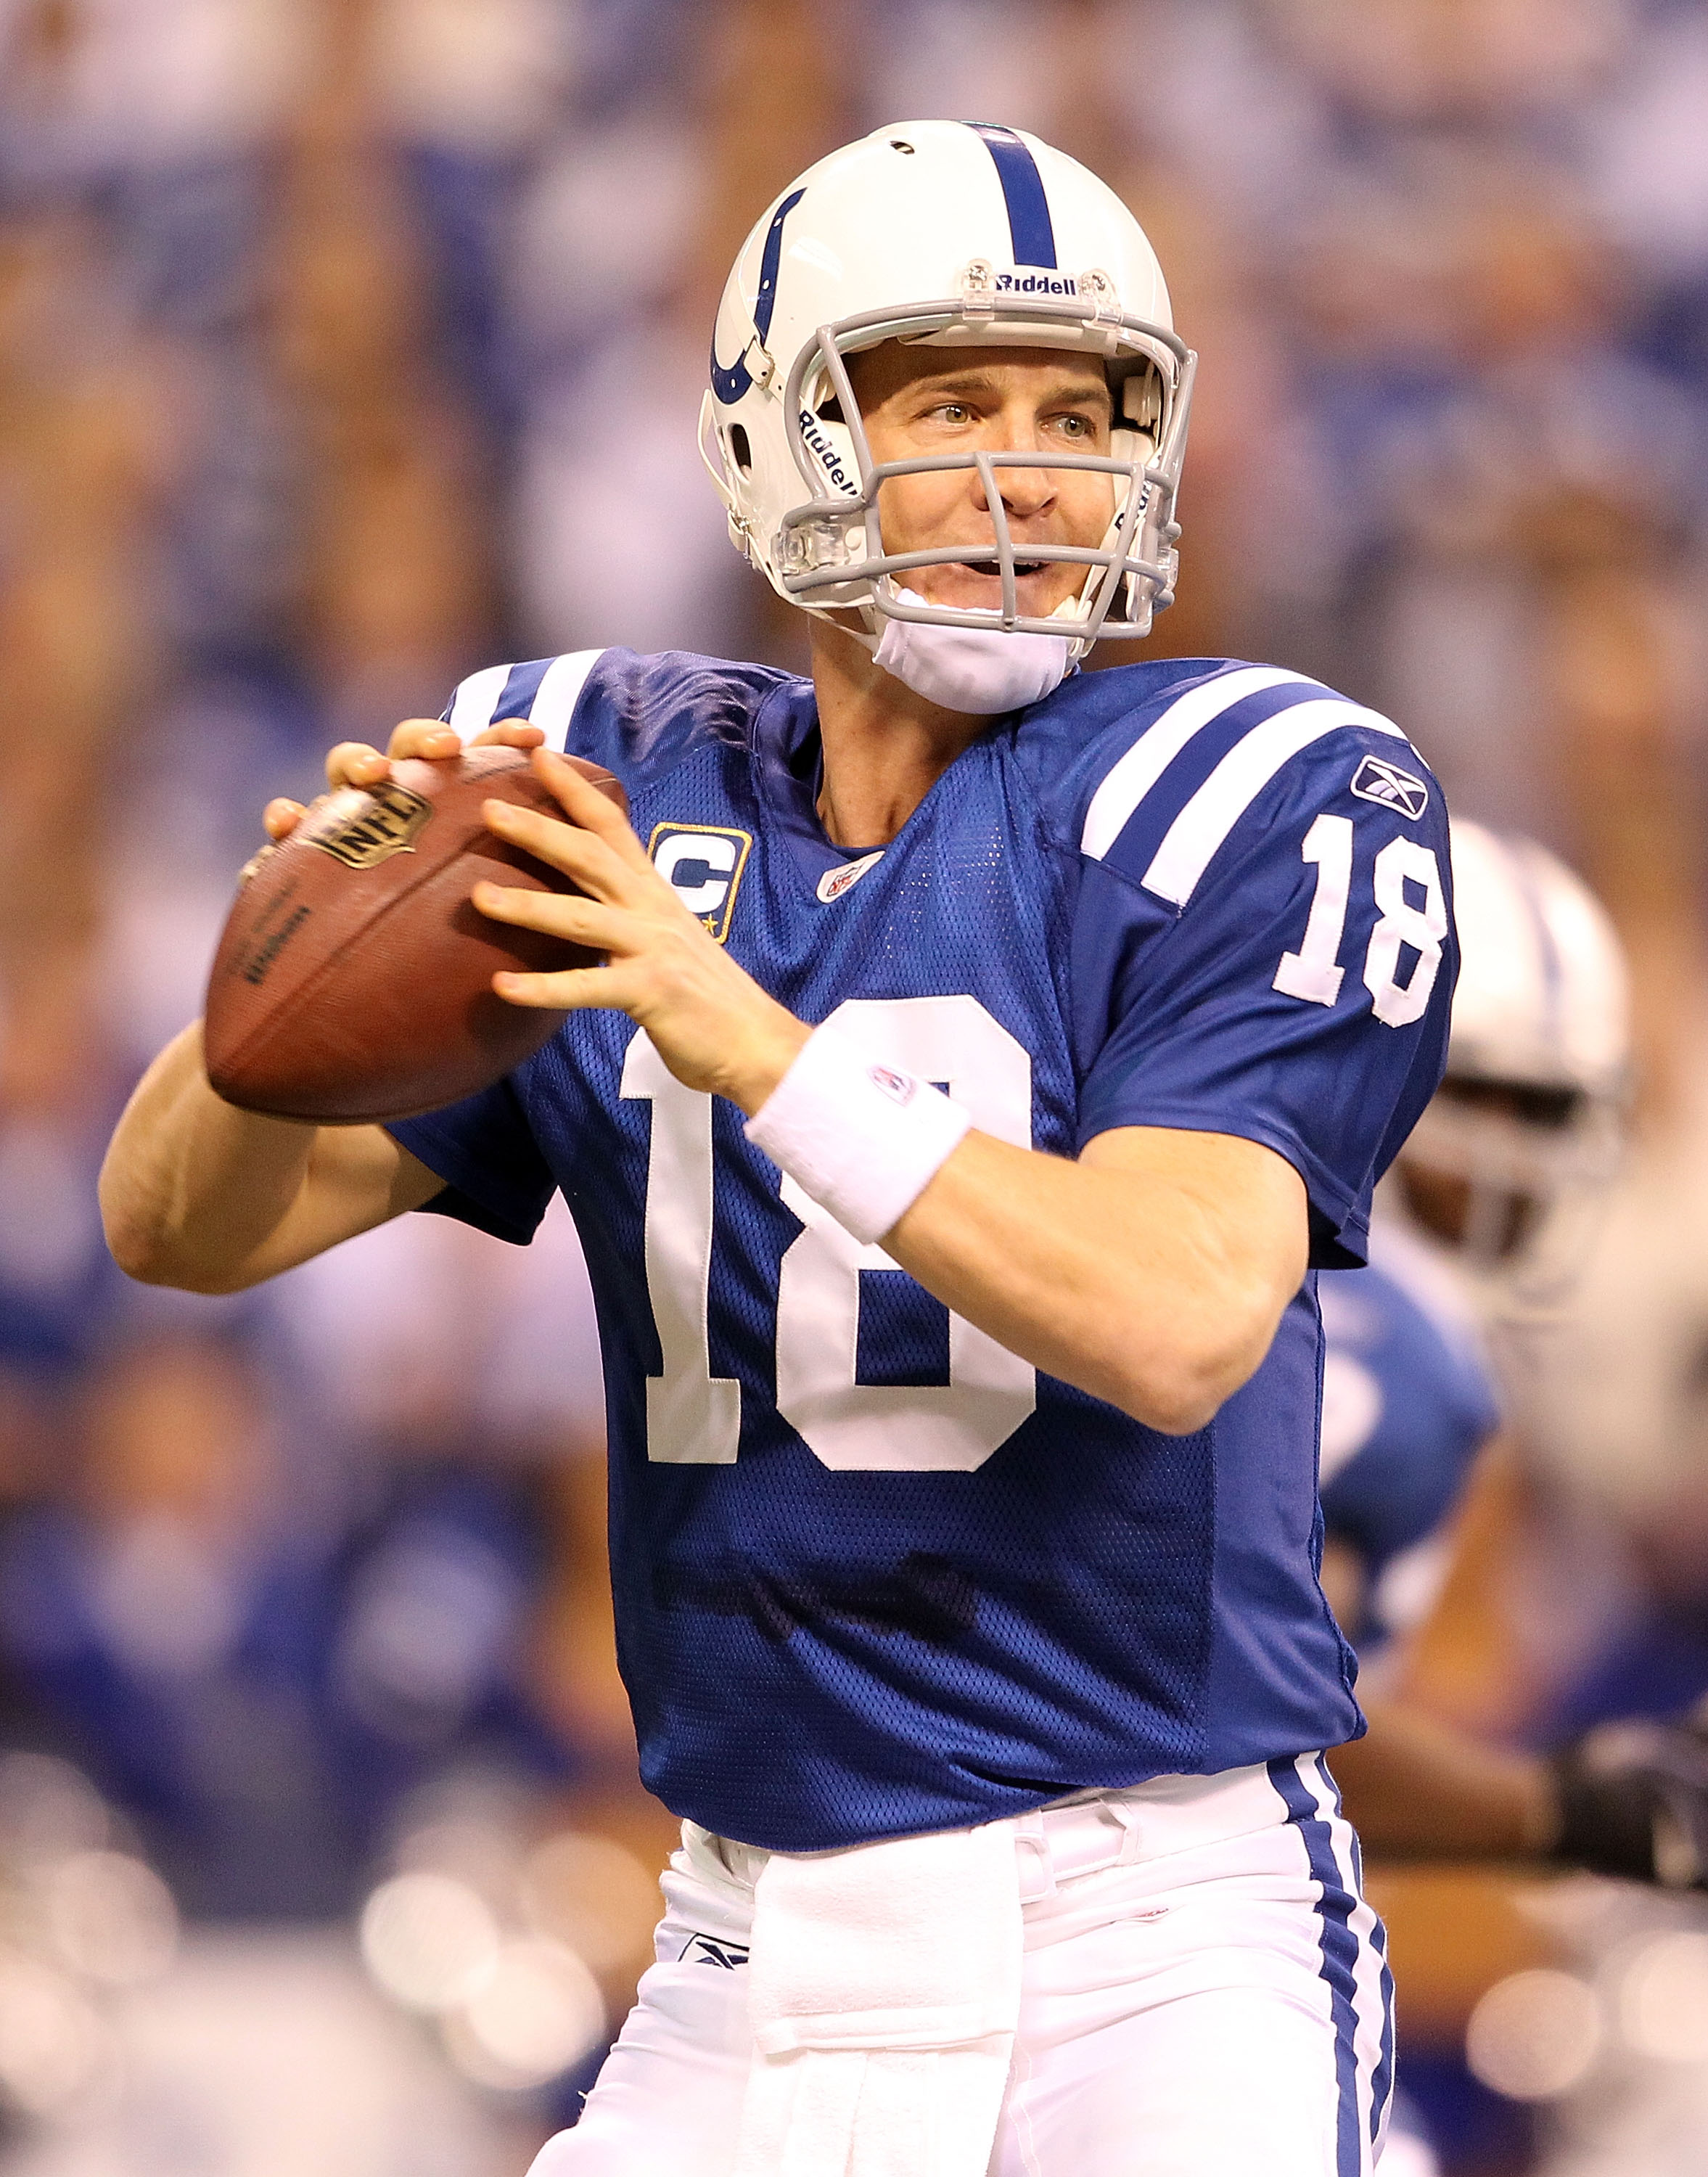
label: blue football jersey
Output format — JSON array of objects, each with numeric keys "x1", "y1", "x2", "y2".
[
  {"x1": 389, "y1": 647, "x2": 1456, "y2": 1850},
  {"x1": 1318, "y1": 1227, "x2": 1502, "y2": 1652}
]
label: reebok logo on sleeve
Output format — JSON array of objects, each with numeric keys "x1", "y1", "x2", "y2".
[{"x1": 1350, "y1": 755, "x2": 1429, "y2": 821}]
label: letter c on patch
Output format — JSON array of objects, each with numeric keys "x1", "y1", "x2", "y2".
[{"x1": 656, "y1": 831, "x2": 739, "y2": 915}]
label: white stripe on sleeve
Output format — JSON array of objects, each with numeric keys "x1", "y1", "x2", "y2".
[
  {"x1": 1141, "y1": 698, "x2": 1406, "y2": 908},
  {"x1": 527, "y1": 649, "x2": 607, "y2": 753},
  {"x1": 1080, "y1": 665, "x2": 1315, "y2": 861},
  {"x1": 446, "y1": 663, "x2": 512, "y2": 742}
]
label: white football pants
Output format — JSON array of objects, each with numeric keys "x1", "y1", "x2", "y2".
[{"x1": 530, "y1": 1754, "x2": 1394, "y2": 2177}]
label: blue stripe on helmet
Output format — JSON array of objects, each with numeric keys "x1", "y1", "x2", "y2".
[
  {"x1": 965, "y1": 123, "x2": 1057, "y2": 269},
  {"x1": 711, "y1": 186, "x2": 806, "y2": 406}
]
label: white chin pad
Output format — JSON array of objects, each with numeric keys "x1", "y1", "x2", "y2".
[{"x1": 872, "y1": 590, "x2": 1071, "y2": 715}]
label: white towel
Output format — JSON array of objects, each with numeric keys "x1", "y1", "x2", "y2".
[{"x1": 731, "y1": 1821, "x2": 1022, "y2": 2177}]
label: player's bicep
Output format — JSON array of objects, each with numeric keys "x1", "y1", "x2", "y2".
[
  {"x1": 1079, "y1": 1123, "x2": 1309, "y2": 1312},
  {"x1": 234, "y1": 1126, "x2": 446, "y2": 1284}
]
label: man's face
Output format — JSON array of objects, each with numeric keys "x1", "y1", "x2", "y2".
[
  {"x1": 1397, "y1": 1075, "x2": 1583, "y2": 1259},
  {"x1": 844, "y1": 343, "x2": 1117, "y2": 621}
]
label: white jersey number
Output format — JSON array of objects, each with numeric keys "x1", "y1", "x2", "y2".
[
  {"x1": 620, "y1": 996, "x2": 1037, "y2": 1473},
  {"x1": 620, "y1": 1031, "x2": 742, "y2": 1464},
  {"x1": 1273, "y1": 813, "x2": 1353, "y2": 1006},
  {"x1": 775, "y1": 996, "x2": 1037, "y2": 1472},
  {"x1": 1363, "y1": 837, "x2": 1449, "y2": 1027},
  {"x1": 1273, "y1": 822, "x2": 1447, "y2": 1028}
]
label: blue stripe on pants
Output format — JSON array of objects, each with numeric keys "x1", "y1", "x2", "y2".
[
  {"x1": 1268, "y1": 1755, "x2": 1364, "y2": 2177},
  {"x1": 1313, "y1": 1753, "x2": 1395, "y2": 2147}
]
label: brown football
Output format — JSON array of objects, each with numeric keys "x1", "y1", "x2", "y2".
[{"x1": 203, "y1": 747, "x2": 626, "y2": 1124}]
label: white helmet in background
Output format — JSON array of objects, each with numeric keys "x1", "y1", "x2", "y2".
[
  {"x1": 1396, "y1": 819, "x2": 1630, "y2": 1306},
  {"x1": 699, "y1": 120, "x2": 1195, "y2": 657},
  {"x1": 1448, "y1": 821, "x2": 1628, "y2": 1097}
]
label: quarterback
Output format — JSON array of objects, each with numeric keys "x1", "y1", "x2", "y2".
[{"x1": 102, "y1": 124, "x2": 1456, "y2": 2177}]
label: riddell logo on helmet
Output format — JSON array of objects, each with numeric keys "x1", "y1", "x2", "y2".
[
  {"x1": 995, "y1": 270, "x2": 1078, "y2": 297},
  {"x1": 799, "y1": 412, "x2": 858, "y2": 495}
]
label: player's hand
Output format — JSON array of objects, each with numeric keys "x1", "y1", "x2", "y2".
[
  {"x1": 472, "y1": 747, "x2": 810, "y2": 1112},
  {"x1": 1553, "y1": 1706, "x2": 1708, "y2": 1887},
  {"x1": 260, "y1": 719, "x2": 546, "y2": 843}
]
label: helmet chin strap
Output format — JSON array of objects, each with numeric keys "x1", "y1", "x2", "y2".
[{"x1": 850, "y1": 586, "x2": 1075, "y2": 717}]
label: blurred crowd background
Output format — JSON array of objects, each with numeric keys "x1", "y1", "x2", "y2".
[{"x1": 3, "y1": 1, "x2": 1708, "y2": 2171}]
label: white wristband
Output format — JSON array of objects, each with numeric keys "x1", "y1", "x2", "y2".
[{"x1": 744, "y1": 1023, "x2": 972, "y2": 1245}]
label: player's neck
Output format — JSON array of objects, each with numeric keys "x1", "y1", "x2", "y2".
[{"x1": 808, "y1": 615, "x2": 993, "y2": 850}]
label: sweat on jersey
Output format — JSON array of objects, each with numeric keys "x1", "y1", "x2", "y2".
[{"x1": 388, "y1": 649, "x2": 1456, "y2": 1851}]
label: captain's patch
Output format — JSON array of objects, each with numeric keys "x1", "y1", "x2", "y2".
[{"x1": 649, "y1": 824, "x2": 752, "y2": 943}]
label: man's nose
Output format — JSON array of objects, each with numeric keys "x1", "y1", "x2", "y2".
[{"x1": 972, "y1": 440, "x2": 1056, "y2": 520}]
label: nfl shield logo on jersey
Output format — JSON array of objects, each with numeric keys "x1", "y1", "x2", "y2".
[
  {"x1": 1349, "y1": 754, "x2": 1429, "y2": 821},
  {"x1": 649, "y1": 823, "x2": 752, "y2": 942},
  {"x1": 817, "y1": 850, "x2": 883, "y2": 903}
]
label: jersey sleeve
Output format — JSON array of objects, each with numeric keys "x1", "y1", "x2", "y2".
[
  {"x1": 387, "y1": 1075, "x2": 557, "y2": 1246},
  {"x1": 438, "y1": 650, "x2": 608, "y2": 751},
  {"x1": 390, "y1": 645, "x2": 781, "y2": 1239},
  {"x1": 435, "y1": 645, "x2": 783, "y2": 778},
  {"x1": 1069, "y1": 700, "x2": 1455, "y2": 1268},
  {"x1": 374, "y1": 652, "x2": 608, "y2": 1242}
]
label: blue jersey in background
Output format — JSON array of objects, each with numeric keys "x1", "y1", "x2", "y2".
[
  {"x1": 1318, "y1": 1226, "x2": 1502, "y2": 1654},
  {"x1": 391, "y1": 647, "x2": 1455, "y2": 1850}
]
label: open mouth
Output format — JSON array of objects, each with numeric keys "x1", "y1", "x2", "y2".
[
  {"x1": 952, "y1": 555, "x2": 1048, "y2": 578},
  {"x1": 915, "y1": 556, "x2": 1064, "y2": 612}
]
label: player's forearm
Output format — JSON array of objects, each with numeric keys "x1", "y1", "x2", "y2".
[
  {"x1": 99, "y1": 1022, "x2": 328, "y2": 1290},
  {"x1": 882, "y1": 1128, "x2": 1302, "y2": 1434},
  {"x1": 1331, "y1": 1698, "x2": 1559, "y2": 1863}
]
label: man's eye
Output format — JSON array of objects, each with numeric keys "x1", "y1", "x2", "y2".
[
  {"x1": 930, "y1": 403, "x2": 971, "y2": 425},
  {"x1": 1054, "y1": 412, "x2": 1095, "y2": 439}
]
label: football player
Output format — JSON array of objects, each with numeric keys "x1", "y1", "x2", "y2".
[
  {"x1": 1321, "y1": 821, "x2": 1708, "y2": 1895},
  {"x1": 102, "y1": 123, "x2": 1456, "y2": 2177},
  {"x1": 1311, "y1": 822, "x2": 1627, "y2": 2177},
  {"x1": 1318, "y1": 816, "x2": 1628, "y2": 1734}
]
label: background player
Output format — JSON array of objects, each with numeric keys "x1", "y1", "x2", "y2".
[
  {"x1": 102, "y1": 122, "x2": 1455, "y2": 2177},
  {"x1": 1323, "y1": 821, "x2": 1708, "y2": 1889},
  {"x1": 1309, "y1": 821, "x2": 1708, "y2": 2169}
]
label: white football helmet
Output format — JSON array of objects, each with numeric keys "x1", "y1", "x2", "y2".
[
  {"x1": 699, "y1": 119, "x2": 1195, "y2": 652},
  {"x1": 1396, "y1": 819, "x2": 1630, "y2": 1305}
]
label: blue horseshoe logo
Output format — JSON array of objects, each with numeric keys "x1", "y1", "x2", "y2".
[{"x1": 710, "y1": 188, "x2": 805, "y2": 406}]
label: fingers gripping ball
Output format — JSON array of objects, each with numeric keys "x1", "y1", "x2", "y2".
[{"x1": 203, "y1": 748, "x2": 627, "y2": 1123}]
